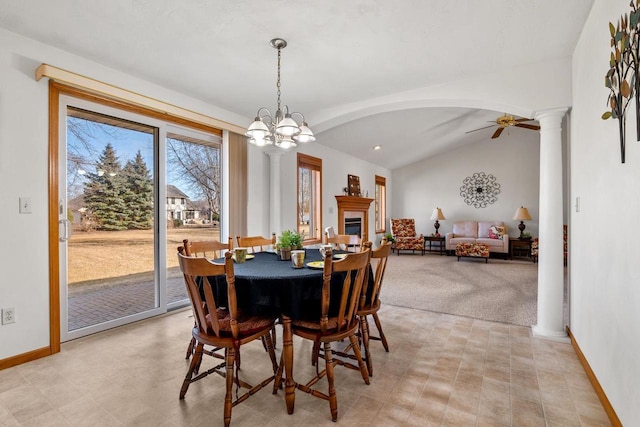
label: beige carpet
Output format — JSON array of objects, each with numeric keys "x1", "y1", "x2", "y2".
[{"x1": 379, "y1": 254, "x2": 539, "y2": 326}]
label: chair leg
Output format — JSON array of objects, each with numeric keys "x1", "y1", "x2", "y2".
[
  {"x1": 311, "y1": 341, "x2": 320, "y2": 366},
  {"x1": 263, "y1": 329, "x2": 279, "y2": 374},
  {"x1": 271, "y1": 324, "x2": 277, "y2": 349},
  {"x1": 223, "y1": 347, "x2": 236, "y2": 427},
  {"x1": 348, "y1": 334, "x2": 370, "y2": 385},
  {"x1": 180, "y1": 342, "x2": 204, "y2": 399},
  {"x1": 323, "y1": 341, "x2": 338, "y2": 422},
  {"x1": 261, "y1": 325, "x2": 278, "y2": 352},
  {"x1": 360, "y1": 315, "x2": 373, "y2": 377},
  {"x1": 372, "y1": 312, "x2": 389, "y2": 352},
  {"x1": 185, "y1": 336, "x2": 196, "y2": 360},
  {"x1": 273, "y1": 351, "x2": 285, "y2": 393}
]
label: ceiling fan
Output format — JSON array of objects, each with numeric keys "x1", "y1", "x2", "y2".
[{"x1": 465, "y1": 114, "x2": 540, "y2": 139}]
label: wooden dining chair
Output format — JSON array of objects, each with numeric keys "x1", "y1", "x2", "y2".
[
  {"x1": 236, "y1": 233, "x2": 276, "y2": 253},
  {"x1": 274, "y1": 245, "x2": 371, "y2": 422},
  {"x1": 182, "y1": 237, "x2": 233, "y2": 360},
  {"x1": 325, "y1": 232, "x2": 362, "y2": 252},
  {"x1": 177, "y1": 250, "x2": 278, "y2": 427},
  {"x1": 182, "y1": 236, "x2": 233, "y2": 258},
  {"x1": 357, "y1": 241, "x2": 392, "y2": 376}
]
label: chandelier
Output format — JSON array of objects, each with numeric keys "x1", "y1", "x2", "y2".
[{"x1": 245, "y1": 38, "x2": 315, "y2": 149}]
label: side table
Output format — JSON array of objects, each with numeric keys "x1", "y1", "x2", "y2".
[
  {"x1": 423, "y1": 236, "x2": 446, "y2": 255},
  {"x1": 509, "y1": 238, "x2": 532, "y2": 260}
]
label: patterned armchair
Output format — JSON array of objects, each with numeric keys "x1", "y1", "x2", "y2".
[{"x1": 390, "y1": 218, "x2": 424, "y2": 255}]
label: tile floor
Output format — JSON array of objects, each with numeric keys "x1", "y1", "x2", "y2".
[{"x1": 0, "y1": 305, "x2": 611, "y2": 426}]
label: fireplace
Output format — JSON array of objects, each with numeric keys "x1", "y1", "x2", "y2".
[
  {"x1": 344, "y1": 217, "x2": 362, "y2": 237},
  {"x1": 334, "y1": 195, "x2": 373, "y2": 242}
]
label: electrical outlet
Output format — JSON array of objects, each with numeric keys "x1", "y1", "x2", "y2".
[{"x1": 2, "y1": 307, "x2": 16, "y2": 325}]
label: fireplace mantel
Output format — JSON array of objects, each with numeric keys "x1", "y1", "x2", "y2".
[{"x1": 335, "y1": 196, "x2": 374, "y2": 242}]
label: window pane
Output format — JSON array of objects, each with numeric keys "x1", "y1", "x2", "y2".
[
  {"x1": 166, "y1": 132, "x2": 222, "y2": 304},
  {"x1": 375, "y1": 175, "x2": 386, "y2": 233},
  {"x1": 66, "y1": 107, "x2": 157, "y2": 331},
  {"x1": 298, "y1": 154, "x2": 322, "y2": 243}
]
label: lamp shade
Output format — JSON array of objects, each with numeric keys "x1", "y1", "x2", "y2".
[
  {"x1": 430, "y1": 207, "x2": 446, "y2": 221},
  {"x1": 513, "y1": 206, "x2": 532, "y2": 221}
]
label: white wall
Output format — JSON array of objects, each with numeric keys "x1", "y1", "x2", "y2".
[
  {"x1": 571, "y1": 0, "x2": 640, "y2": 424},
  {"x1": 247, "y1": 143, "x2": 391, "y2": 244},
  {"x1": 392, "y1": 131, "x2": 540, "y2": 238}
]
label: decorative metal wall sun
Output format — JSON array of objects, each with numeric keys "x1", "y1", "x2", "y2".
[{"x1": 460, "y1": 172, "x2": 501, "y2": 208}]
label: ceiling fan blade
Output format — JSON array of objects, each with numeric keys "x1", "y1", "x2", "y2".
[
  {"x1": 515, "y1": 117, "x2": 534, "y2": 122},
  {"x1": 514, "y1": 123, "x2": 541, "y2": 130},
  {"x1": 465, "y1": 124, "x2": 497, "y2": 134},
  {"x1": 491, "y1": 127, "x2": 504, "y2": 139}
]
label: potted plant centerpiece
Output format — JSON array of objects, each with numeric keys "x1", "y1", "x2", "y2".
[{"x1": 277, "y1": 230, "x2": 303, "y2": 260}]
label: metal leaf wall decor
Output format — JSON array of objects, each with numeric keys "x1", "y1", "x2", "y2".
[
  {"x1": 602, "y1": 0, "x2": 640, "y2": 163},
  {"x1": 460, "y1": 172, "x2": 501, "y2": 208}
]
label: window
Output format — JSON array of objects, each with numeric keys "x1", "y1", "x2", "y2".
[
  {"x1": 375, "y1": 175, "x2": 387, "y2": 233},
  {"x1": 297, "y1": 153, "x2": 322, "y2": 243}
]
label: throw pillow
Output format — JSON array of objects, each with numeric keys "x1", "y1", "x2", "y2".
[{"x1": 488, "y1": 225, "x2": 506, "y2": 239}]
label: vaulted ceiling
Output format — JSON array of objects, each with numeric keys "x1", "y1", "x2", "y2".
[{"x1": 0, "y1": 0, "x2": 594, "y2": 169}]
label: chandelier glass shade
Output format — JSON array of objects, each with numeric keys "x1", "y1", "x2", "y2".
[{"x1": 246, "y1": 38, "x2": 315, "y2": 150}]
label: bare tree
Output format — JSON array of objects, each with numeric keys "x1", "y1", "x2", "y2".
[{"x1": 167, "y1": 138, "x2": 221, "y2": 221}]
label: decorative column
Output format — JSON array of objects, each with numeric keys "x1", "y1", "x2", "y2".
[
  {"x1": 533, "y1": 107, "x2": 569, "y2": 341},
  {"x1": 265, "y1": 149, "x2": 284, "y2": 235}
]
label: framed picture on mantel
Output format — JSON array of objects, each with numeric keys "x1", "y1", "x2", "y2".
[{"x1": 347, "y1": 174, "x2": 361, "y2": 196}]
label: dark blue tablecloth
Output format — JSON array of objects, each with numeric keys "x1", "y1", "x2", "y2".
[{"x1": 207, "y1": 249, "x2": 369, "y2": 321}]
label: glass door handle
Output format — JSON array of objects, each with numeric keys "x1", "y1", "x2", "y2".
[{"x1": 59, "y1": 219, "x2": 71, "y2": 241}]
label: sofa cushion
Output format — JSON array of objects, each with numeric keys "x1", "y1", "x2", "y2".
[
  {"x1": 452, "y1": 221, "x2": 477, "y2": 238},
  {"x1": 476, "y1": 237, "x2": 505, "y2": 250},
  {"x1": 478, "y1": 221, "x2": 504, "y2": 238},
  {"x1": 448, "y1": 237, "x2": 477, "y2": 247},
  {"x1": 488, "y1": 225, "x2": 507, "y2": 239}
]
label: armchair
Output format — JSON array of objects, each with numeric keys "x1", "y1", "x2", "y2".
[{"x1": 390, "y1": 218, "x2": 424, "y2": 255}]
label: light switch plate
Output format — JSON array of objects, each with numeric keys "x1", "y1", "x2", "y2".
[{"x1": 19, "y1": 197, "x2": 32, "y2": 214}]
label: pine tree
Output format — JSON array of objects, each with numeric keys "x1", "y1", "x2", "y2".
[
  {"x1": 123, "y1": 151, "x2": 153, "y2": 229},
  {"x1": 83, "y1": 143, "x2": 128, "y2": 230}
]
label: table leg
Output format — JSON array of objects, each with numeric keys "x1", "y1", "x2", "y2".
[{"x1": 281, "y1": 315, "x2": 295, "y2": 414}]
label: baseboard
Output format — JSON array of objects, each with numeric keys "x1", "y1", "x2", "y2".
[
  {"x1": 0, "y1": 346, "x2": 52, "y2": 371},
  {"x1": 566, "y1": 326, "x2": 622, "y2": 427}
]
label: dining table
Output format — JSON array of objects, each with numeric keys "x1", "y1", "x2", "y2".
[{"x1": 210, "y1": 248, "x2": 370, "y2": 414}]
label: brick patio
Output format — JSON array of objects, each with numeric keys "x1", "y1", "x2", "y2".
[{"x1": 67, "y1": 274, "x2": 187, "y2": 331}]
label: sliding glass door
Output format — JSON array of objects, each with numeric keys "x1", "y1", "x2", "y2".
[{"x1": 58, "y1": 96, "x2": 221, "y2": 341}]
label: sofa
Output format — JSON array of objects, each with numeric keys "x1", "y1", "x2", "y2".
[{"x1": 445, "y1": 221, "x2": 509, "y2": 257}]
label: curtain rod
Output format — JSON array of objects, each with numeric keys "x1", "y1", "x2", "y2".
[{"x1": 35, "y1": 63, "x2": 246, "y2": 135}]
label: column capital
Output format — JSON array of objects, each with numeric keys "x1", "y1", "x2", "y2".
[
  {"x1": 264, "y1": 148, "x2": 287, "y2": 159},
  {"x1": 534, "y1": 107, "x2": 569, "y2": 123}
]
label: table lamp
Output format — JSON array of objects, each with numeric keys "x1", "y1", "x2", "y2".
[
  {"x1": 513, "y1": 206, "x2": 532, "y2": 238},
  {"x1": 430, "y1": 207, "x2": 446, "y2": 236}
]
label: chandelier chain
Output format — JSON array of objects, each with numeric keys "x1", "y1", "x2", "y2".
[{"x1": 276, "y1": 46, "x2": 282, "y2": 112}]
